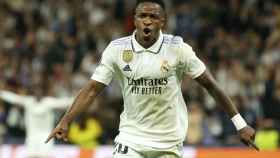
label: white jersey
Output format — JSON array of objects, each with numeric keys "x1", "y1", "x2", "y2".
[
  {"x1": 91, "y1": 31, "x2": 206, "y2": 149},
  {"x1": 0, "y1": 91, "x2": 73, "y2": 156}
]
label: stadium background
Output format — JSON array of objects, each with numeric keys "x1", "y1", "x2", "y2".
[{"x1": 0, "y1": 0, "x2": 279, "y2": 157}]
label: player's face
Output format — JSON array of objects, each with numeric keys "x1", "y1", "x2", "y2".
[{"x1": 134, "y1": 2, "x2": 165, "y2": 41}]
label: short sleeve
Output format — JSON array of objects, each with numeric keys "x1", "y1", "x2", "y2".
[
  {"x1": 91, "y1": 42, "x2": 115, "y2": 85},
  {"x1": 180, "y1": 42, "x2": 206, "y2": 79}
]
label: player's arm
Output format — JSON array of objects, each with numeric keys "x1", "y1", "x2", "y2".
[
  {"x1": 46, "y1": 41, "x2": 115, "y2": 143},
  {"x1": 195, "y1": 70, "x2": 259, "y2": 151},
  {"x1": 195, "y1": 70, "x2": 238, "y2": 117},
  {"x1": 0, "y1": 90, "x2": 27, "y2": 106},
  {"x1": 47, "y1": 97, "x2": 75, "y2": 110},
  {"x1": 45, "y1": 80, "x2": 106, "y2": 143}
]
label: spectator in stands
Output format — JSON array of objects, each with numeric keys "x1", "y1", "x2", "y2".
[
  {"x1": 261, "y1": 65, "x2": 280, "y2": 131},
  {"x1": 68, "y1": 112, "x2": 102, "y2": 149},
  {"x1": 185, "y1": 101, "x2": 205, "y2": 145},
  {"x1": 0, "y1": 102, "x2": 7, "y2": 144}
]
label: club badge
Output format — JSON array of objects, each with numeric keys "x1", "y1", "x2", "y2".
[
  {"x1": 122, "y1": 50, "x2": 133, "y2": 63},
  {"x1": 160, "y1": 60, "x2": 171, "y2": 73}
]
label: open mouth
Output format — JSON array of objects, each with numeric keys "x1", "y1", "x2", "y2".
[{"x1": 143, "y1": 28, "x2": 152, "y2": 35}]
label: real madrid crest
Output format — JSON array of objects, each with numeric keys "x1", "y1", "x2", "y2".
[
  {"x1": 122, "y1": 50, "x2": 133, "y2": 63},
  {"x1": 160, "y1": 60, "x2": 171, "y2": 73}
]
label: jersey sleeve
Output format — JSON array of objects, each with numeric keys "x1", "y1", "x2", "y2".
[
  {"x1": 91, "y1": 42, "x2": 116, "y2": 85},
  {"x1": 180, "y1": 42, "x2": 206, "y2": 79},
  {"x1": 0, "y1": 90, "x2": 29, "y2": 106},
  {"x1": 46, "y1": 97, "x2": 74, "y2": 110}
]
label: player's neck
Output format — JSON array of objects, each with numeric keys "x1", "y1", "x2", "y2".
[{"x1": 135, "y1": 32, "x2": 159, "y2": 49}]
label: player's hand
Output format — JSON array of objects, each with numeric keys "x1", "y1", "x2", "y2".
[
  {"x1": 238, "y1": 125, "x2": 259, "y2": 151},
  {"x1": 45, "y1": 121, "x2": 69, "y2": 143}
]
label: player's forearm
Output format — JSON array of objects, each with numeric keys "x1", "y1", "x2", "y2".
[
  {"x1": 60, "y1": 81, "x2": 105, "y2": 124},
  {"x1": 196, "y1": 71, "x2": 250, "y2": 131},
  {"x1": 60, "y1": 89, "x2": 95, "y2": 124},
  {"x1": 205, "y1": 83, "x2": 238, "y2": 117},
  {"x1": 195, "y1": 71, "x2": 238, "y2": 117}
]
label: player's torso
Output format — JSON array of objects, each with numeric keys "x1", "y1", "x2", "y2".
[
  {"x1": 111, "y1": 35, "x2": 184, "y2": 128},
  {"x1": 118, "y1": 47, "x2": 178, "y2": 92},
  {"x1": 25, "y1": 99, "x2": 54, "y2": 136},
  {"x1": 112, "y1": 35, "x2": 183, "y2": 91}
]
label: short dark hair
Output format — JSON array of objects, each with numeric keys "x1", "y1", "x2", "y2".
[{"x1": 136, "y1": 0, "x2": 166, "y2": 11}]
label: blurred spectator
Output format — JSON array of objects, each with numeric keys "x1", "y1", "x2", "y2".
[
  {"x1": 260, "y1": 65, "x2": 280, "y2": 130},
  {"x1": 0, "y1": 85, "x2": 73, "y2": 157},
  {"x1": 255, "y1": 129, "x2": 279, "y2": 150},
  {"x1": 0, "y1": 102, "x2": 7, "y2": 144},
  {"x1": 185, "y1": 101, "x2": 204, "y2": 145},
  {"x1": 68, "y1": 112, "x2": 103, "y2": 149}
]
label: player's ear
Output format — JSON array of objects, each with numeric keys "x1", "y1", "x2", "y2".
[
  {"x1": 159, "y1": 9, "x2": 166, "y2": 27},
  {"x1": 134, "y1": 11, "x2": 138, "y2": 27},
  {"x1": 134, "y1": 15, "x2": 137, "y2": 26},
  {"x1": 160, "y1": 14, "x2": 166, "y2": 29},
  {"x1": 134, "y1": 7, "x2": 139, "y2": 26}
]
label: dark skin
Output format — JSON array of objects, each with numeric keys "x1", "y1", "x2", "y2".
[
  {"x1": 46, "y1": 2, "x2": 259, "y2": 151},
  {"x1": 134, "y1": 2, "x2": 165, "y2": 48}
]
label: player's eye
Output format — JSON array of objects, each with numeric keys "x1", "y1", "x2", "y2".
[
  {"x1": 137, "y1": 13, "x2": 147, "y2": 18},
  {"x1": 151, "y1": 13, "x2": 162, "y2": 20},
  {"x1": 150, "y1": 14, "x2": 158, "y2": 19}
]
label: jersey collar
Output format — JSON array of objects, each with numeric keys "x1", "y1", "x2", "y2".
[{"x1": 131, "y1": 30, "x2": 164, "y2": 54}]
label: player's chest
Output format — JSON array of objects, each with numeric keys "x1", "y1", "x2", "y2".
[{"x1": 116, "y1": 50, "x2": 177, "y2": 79}]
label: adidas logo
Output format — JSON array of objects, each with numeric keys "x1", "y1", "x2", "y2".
[{"x1": 123, "y1": 65, "x2": 132, "y2": 71}]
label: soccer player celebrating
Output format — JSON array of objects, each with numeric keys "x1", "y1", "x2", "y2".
[
  {"x1": 0, "y1": 88, "x2": 73, "y2": 158},
  {"x1": 46, "y1": 0, "x2": 259, "y2": 157}
]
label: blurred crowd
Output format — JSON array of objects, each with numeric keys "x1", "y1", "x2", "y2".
[{"x1": 0, "y1": 0, "x2": 279, "y2": 149}]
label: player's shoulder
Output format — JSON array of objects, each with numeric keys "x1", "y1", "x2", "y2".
[
  {"x1": 163, "y1": 33, "x2": 193, "y2": 50},
  {"x1": 110, "y1": 35, "x2": 132, "y2": 46},
  {"x1": 163, "y1": 33, "x2": 183, "y2": 45}
]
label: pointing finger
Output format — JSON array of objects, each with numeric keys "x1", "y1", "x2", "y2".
[
  {"x1": 45, "y1": 132, "x2": 55, "y2": 144},
  {"x1": 248, "y1": 139, "x2": 260, "y2": 151}
]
